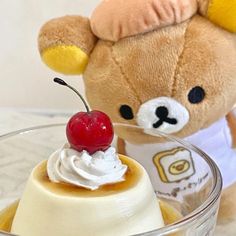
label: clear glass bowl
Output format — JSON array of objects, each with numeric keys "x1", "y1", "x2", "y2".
[{"x1": 0, "y1": 124, "x2": 222, "y2": 236}]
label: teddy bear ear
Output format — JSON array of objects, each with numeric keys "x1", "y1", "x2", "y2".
[
  {"x1": 200, "y1": 0, "x2": 236, "y2": 33},
  {"x1": 38, "y1": 16, "x2": 97, "y2": 75}
]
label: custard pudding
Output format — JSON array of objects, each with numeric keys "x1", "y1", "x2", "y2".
[
  {"x1": 11, "y1": 149, "x2": 164, "y2": 236},
  {"x1": 11, "y1": 81, "x2": 165, "y2": 236}
]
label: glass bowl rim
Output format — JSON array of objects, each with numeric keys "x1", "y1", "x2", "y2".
[{"x1": 0, "y1": 123, "x2": 223, "y2": 236}]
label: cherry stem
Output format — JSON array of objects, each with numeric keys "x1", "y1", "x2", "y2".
[{"x1": 54, "y1": 78, "x2": 90, "y2": 112}]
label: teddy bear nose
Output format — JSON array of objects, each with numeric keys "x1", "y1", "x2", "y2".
[
  {"x1": 155, "y1": 106, "x2": 169, "y2": 119},
  {"x1": 137, "y1": 97, "x2": 189, "y2": 134}
]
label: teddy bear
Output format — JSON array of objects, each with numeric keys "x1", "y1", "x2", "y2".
[{"x1": 38, "y1": 0, "x2": 236, "y2": 234}]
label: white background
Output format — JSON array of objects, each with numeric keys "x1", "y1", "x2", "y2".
[{"x1": 0, "y1": 0, "x2": 100, "y2": 112}]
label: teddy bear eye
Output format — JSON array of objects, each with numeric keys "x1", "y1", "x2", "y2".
[
  {"x1": 119, "y1": 105, "x2": 134, "y2": 120},
  {"x1": 188, "y1": 86, "x2": 206, "y2": 104}
]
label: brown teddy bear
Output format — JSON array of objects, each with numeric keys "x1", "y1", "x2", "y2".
[{"x1": 38, "y1": 0, "x2": 236, "y2": 233}]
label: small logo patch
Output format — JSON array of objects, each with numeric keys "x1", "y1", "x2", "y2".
[{"x1": 153, "y1": 147, "x2": 195, "y2": 183}]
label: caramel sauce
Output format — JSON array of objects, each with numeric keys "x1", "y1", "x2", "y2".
[
  {"x1": 0, "y1": 155, "x2": 182, "y2": 235},
  {"x1": 34, "y1": 155, "x2": 143, "y2": 197},
  {"x1": 0, "y1": 201, "x2": 19, "y2": 232}
]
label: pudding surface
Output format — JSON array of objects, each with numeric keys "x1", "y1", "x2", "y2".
[
  {"x1": 36, "y1": 155, "x2": 142, "y2": 197},
  {"x1": 11, "y1": 155, "x2": 164, "y2": 236}
]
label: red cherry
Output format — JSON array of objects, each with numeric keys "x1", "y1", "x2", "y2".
[
  {"x1": 54, "y1": 78, "x2": 114, "y2": 154},
  {"x1": 66, "y1": 111, "x2": 114, "y2": 154}
]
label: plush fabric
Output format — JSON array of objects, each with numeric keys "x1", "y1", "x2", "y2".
[
  {"x1": 91, "y1": 0, "x2": 236, "y2": 42},
  {"x1": 84, "y1": 16, "x2": 236, "y2": 144},
  {"x1": 91, "y1": 0, "x2": 198, "y2": 42},
  {"x1": 39, "y1": 16, "x2": 97, "y2": 55},
  {"x1": 207, "y1": 0, "x2": 236, "y2": 33},
  {"x1": 198, "y1": 0, "x2": 211, "y2": 15},
  {"x1": 38, "y1": 0, "x2": 236, "y2": 233},
  {"x1": 120, "y1": 117, "x2": 236, "y2": 222},
  {"x1": 38, "y1": 16, "x2": 97, "y2": 75},
  {"x1": 227, "y1": 112, "x2": 236, "y2": 148},
  {"x1": 42, "y1": 45, "x2": 89, "y2": 75}
]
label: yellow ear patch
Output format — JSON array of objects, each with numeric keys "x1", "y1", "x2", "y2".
[
  {"x1": 207, "y1": 0, "x2": 236, "y2": 33},
  {"x1": 42, "y1": 45, "x2": 89, "y2": 75}
]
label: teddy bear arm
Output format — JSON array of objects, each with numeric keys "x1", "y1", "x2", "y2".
[
  {"x1": 226, "y1": 112, "x2": 236, "y2": 148},
  {"x1": 38, "y1": 15, "x2": 97, "y2": 75}
]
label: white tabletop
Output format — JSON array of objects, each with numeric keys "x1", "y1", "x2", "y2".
[{"x1": 0, "y1": 110, "x2": 70, "y2": 135}]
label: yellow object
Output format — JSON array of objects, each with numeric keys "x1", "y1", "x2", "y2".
[
  {"x1": 207, "y1": 0, "x2": 236, "y2": 33},
  {"x1": 159, "y1": 201, "x2": 182, "y2": 226},
  {"x1": 42, "y1": 45, "x2": 89, "y2": 75},
  {"x1": 0, "y1": 201, "x2": 19, "y2": 232}
]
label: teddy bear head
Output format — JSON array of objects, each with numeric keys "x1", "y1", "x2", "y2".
[{"x1": 39, "y1": 0, "x2": 236, "y2": 144}]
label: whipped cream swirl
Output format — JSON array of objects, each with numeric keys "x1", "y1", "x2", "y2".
[{"x1": 47, "y1": 145, "x2": 128, "y2": 190}]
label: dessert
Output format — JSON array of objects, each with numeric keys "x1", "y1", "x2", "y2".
[{"x1": 10, "y1": 79, "x2": 165, "y2": 236}]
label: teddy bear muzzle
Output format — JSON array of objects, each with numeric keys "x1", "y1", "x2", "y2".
[{"x1": 137, "y1": 97, "x2": 190, "y2": 135}]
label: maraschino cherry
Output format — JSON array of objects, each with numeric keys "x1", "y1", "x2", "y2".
[{"x1": 54, "y1": 78, "x2": 114, "y2": 154}]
